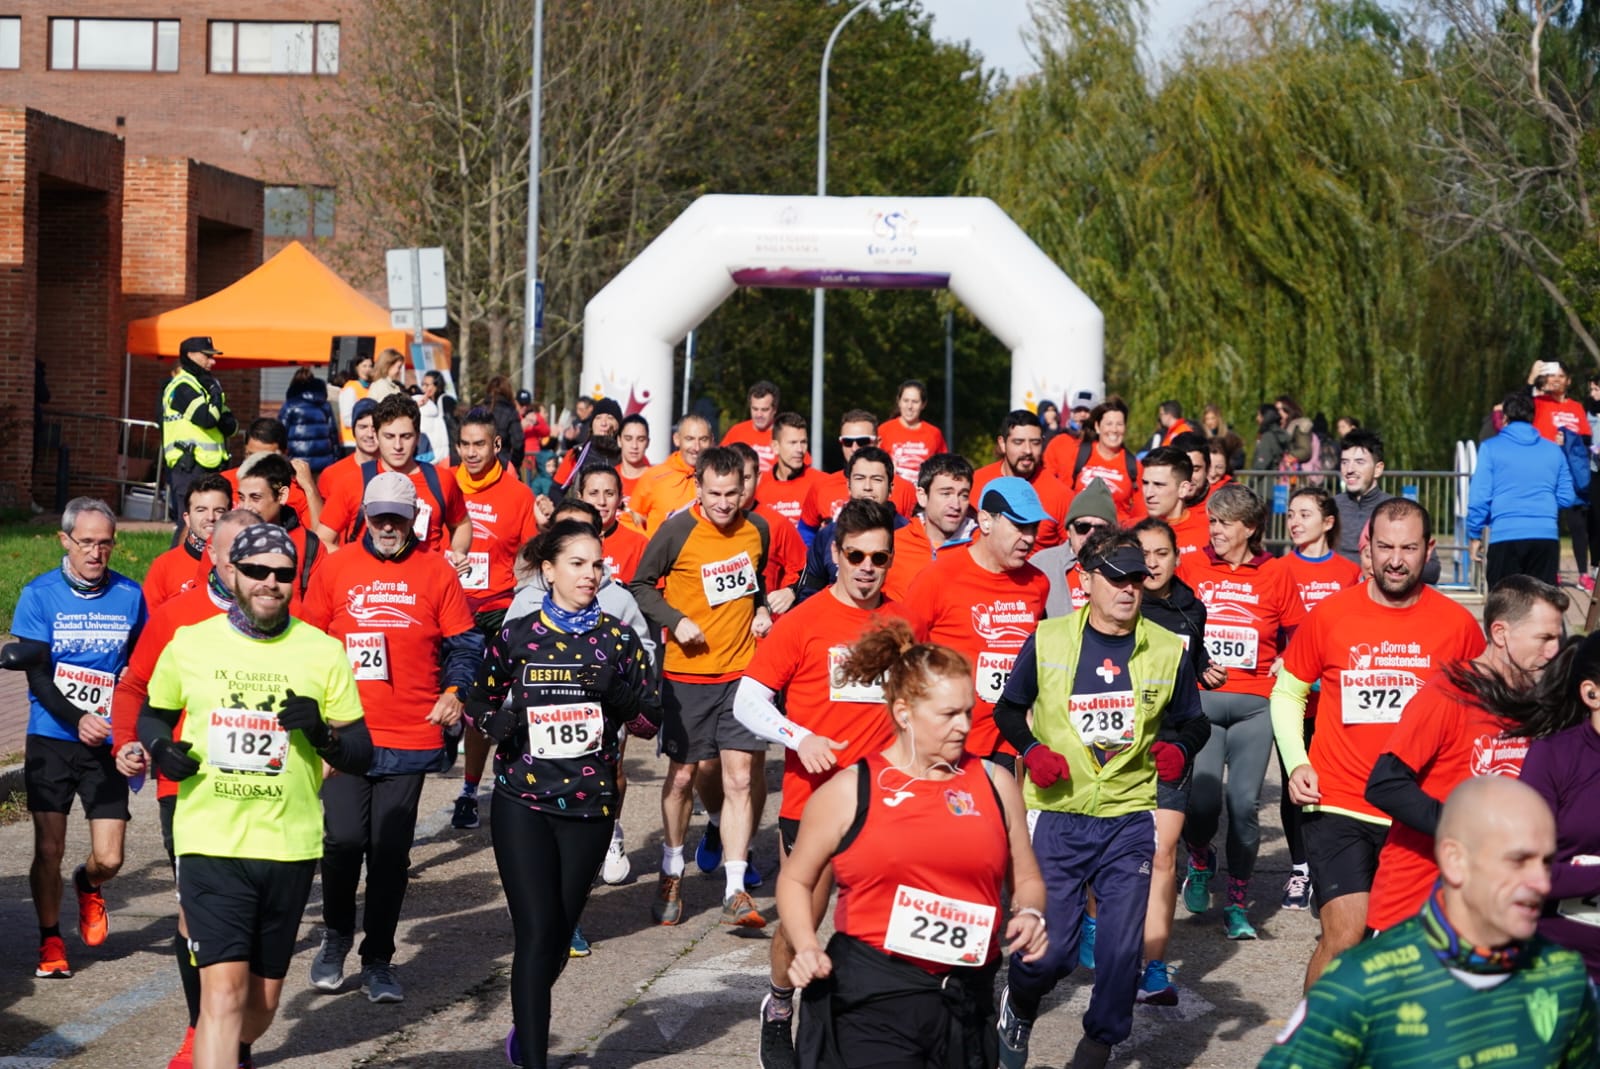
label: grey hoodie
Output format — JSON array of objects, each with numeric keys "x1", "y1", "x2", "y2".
[{"x1": 506, "y1": 565, "x2": 658, "y2": 670}]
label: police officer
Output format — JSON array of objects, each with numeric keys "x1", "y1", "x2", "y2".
[{"x1": 162, "y1": 337, "x2": 236, "y2": 523}]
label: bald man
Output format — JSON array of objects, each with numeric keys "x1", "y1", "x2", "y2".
[{"x1": 1262, "y1": 777, "x2": 1597, "y2": 1068}]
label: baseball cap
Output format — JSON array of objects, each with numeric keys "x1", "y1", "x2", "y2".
[
  {"x1": 180, "y1": 336, "x2": 222, "y2": 357},
  {"x1": 363, "y1": 471, "x2": 417, "y2": 519},
  {"x1": 1069, "y1": 386, "x2": 1099, "y2": 412},
  {"x1": 1082, "y1": 543, "x2": 1150, "y2": 580},
  {"x1": 516, "y1": 390, "x2": 532, "y2": 404},
  {"x1": 979, "y1": 477, "x2": 1052, "y2": 526}
]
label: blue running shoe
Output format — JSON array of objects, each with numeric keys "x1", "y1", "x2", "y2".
[
  {"x1": 1078, "y1": 914, "x2": 1097, "y2": 970},
  {"x1": 569, "y1": 926, "x2": 591, "y2": 958},
  {"x1": 744, "y1": 852, "x2": 764, "y2": 889},
  {"x1": 1136, "y1": 959, "x2": 1178, "y2": 1006},
  {"x1": 695, "y1": 824, "x2": 723, "y2": 873}
]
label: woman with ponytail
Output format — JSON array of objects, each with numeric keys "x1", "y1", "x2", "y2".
[
  {"x1": 464, "y1": 519, "x2": 662, "y2": 1068},
  {"x1": 776, "y1": 619, "x2": 1048, "y2": 1069}
]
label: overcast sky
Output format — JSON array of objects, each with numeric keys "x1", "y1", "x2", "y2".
[{"x1": 916, "y1": 0, "x2": 1212, "y2": 75}]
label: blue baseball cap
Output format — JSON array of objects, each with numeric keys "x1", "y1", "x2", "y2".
[{"x1": 980, "y1": 477, "x2": 1052, "y2": 526}]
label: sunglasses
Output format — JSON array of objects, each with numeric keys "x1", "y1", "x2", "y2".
[
  {"x1": 235, "y1": 562, "x2": 296, "y2": 584},
  {"x1": 1071, "y1": 520, "x2": 1107, "y2": 536},
  {"x1": 839, "y1": 436, "x2": 877, "y2": 448},
  {"x1": 841, "y1": 548, "x2": 892, "y2": 567}
]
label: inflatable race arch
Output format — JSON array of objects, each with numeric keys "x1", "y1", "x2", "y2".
[{"x1": 582, "y1": 195, "x2": 1103, "y2": 461}]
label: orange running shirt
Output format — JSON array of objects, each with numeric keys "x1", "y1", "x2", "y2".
[
  {"x1": 300, "y1": 545, "x2": 476, "y2": 750},
  {"x1": 1281, "y1": 582, "x2": 1485, "y2": 822},
  {"x1": 1177, "y1": 549, "x2": 1306, "y2": 698},
  {"x1": 1365, "y1": 674, "x2": 1526, "y2": 931},
  {"x1": 876, "y1": 419, "x2": 947, "y2": 483},
  {"x1": 744, "y1": 591, "x2": 906, "y2": 818},
  {"x1": 631, "y1": 452, "x2": 697, "y2": 533},
  {"x1": 969, "y1": 463, "x2": 1074, "y2": 552},
  {"x1": 1168, "y1": 506, "x2": 1211, "y2": 560},
  {"x1": 457, "y1": 464, "x2": 541, "y2": 614},
  {"x1": 1044, "y1": 438, "x2": 1144, "y2": 525},
  {"x1": 903, "y1": 543, "x2": 1049, "y2": 758}
]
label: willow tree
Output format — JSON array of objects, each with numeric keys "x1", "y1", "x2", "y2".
[{"x1": 966, "y1": 0, "x2": 1452, "y2": 463}]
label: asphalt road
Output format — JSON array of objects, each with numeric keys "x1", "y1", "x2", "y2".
[{"x1": 0, "y1": 752, "x2": 1318, "y2": 1068}]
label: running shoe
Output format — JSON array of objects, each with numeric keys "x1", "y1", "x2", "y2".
[
  {"x1": 569, "y1": 926, "x2": 591, "y2": 958},
  {"x1": 167, "y1": 1026, "x2": 195, "y2": 1069},
  {"x1": 996, "y1": 985, "x2": 1033, "y2": 1069},
  {"x1": 721, "y1": 890, "x2": 767, "y2": 928},
  {"x1": 1078, "y1": 914, "x2": 1097, "y2": 970},
  {"x1": 601, "y1": 827, "x2": 631, "y2": 885},
  {"x1": 506, "y1": 1027, "x2": 522, "y2": 1068},
  {"x1": 35, "y1": 935, "x2": 71, "y2": 979},
  {"x1": 695, "y1": 824, "x2": 723, "y2": 873},
  {"x1": 309, "y1": 929, "x2": 354, "y2": 991},
  {"x1": 744, "y1": 852, "x2": 764, "y2": 889},
  {"x1": 1583, "y1": 574, "x2": 1596, "y2": 593},
  {"x1": 653, "y1": 873, "x2": 684, "y2": 925},
  {"x1": 1223, "y1": 905, "x2": 1258, "y2": 941},
  {"x1": 1136, "y1": 960, "x2": 1178, "y2": 1006},
  {"x1": 451, "y1": 794, "x2": 480, "y2": 830},
  {"x1": 1071, "y1": 1036, "x2": 1112, "y2": 1069},
  {"x1": 1182, "y1": 847, "x2": 1216, "y2": 914},
  {"x1": 1281, "y1": 870, "x2": 1313, "y2": 911},
  {"x1": 361, "y1": 960, "x2": 404, "y2": 1003},
  {"x1": 758, "y1": 993, "x2": 797, "y2": 1069},
  {"x1": 75, "y1": 865, "x2": 109, "y2": 947}
]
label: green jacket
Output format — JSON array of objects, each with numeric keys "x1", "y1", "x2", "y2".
[{"x1": 1023, "y1": 610, "x2": 1188, "y2": 817}]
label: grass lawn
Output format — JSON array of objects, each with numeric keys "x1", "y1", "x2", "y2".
[{"x1": 0, "y1": 525, "x2": 171, "y2": 633}]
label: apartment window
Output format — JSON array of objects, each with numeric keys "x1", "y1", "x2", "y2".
[
  {"x1": 0, "y1": 18, "x2": 19, "y2": 70},
  {"x1": 209, "y1": 21, "x2": 338, "y2": 75},
  {"x1": 265, "y1": 186, "x2": 335, "y2": 239},
  {"x1": 50, "y1": 18, "x2": 179, "y2": 72}
]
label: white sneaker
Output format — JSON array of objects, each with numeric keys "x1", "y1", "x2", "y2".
[{"x1": 601, "y1": 825, "x2": 631, "y2": 885}]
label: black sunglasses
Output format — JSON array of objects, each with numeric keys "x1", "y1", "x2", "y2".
[
  {"x1": 1071, "y1": 520, "x2": 1107, "y2": 536},
  {"x1": 235, "y1": 562, "x2": 296, "y2": 584},
  {"x1": 839, "y1": 436, "x2": 877, "y2": 448},
  {"x1": 841, "y1": 548, "x2": 892, "y2": 567}
]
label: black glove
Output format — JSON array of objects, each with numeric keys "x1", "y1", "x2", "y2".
[
  {"x1": 575, "y1": 663, "x2": 632, "y2": 707},
  {"x1": 278, "y1": 689, "x2": 331, "y2": 749},
  {"x1": 218, "y1": 412, "x2": 238, "y2": 438},
  {"x1": 150, "y1": 738, "x2": 201, "y2": 781}
]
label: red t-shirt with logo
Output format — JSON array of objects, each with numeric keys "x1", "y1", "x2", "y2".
[
  {"x1": 1365, "y1": 674, "x2": 1526, "y2": 931},
  {"x1": 1178, "y1": 549, "x2": 1306, "y2": 698},
  {"x1": 319, "y1": 462, "x2": 468, "y2": 556},
  {"x1": 903, "y1": 543, "x2": 1049, "y2": 758},
  {"x1": 969, "y1": 463, "x2": 1074, "y2": 552},
  {"x1": 745, "y1": 592, "x2": 906, "y2": 819},
  {"x1": 802, "y1": 471, "x2": 918, "y2": 528},
  {"x1": 603, "y1": 522, "x2": 648, "y2": 586},
  {"x1": 1044, "y1": 438, "x2": 1144, "y2": 525},
  {"x1": 1168, "y1": 506, "x2": 1211, "y2": 560},
  {"x1": 1281, "y1": 583, "x2": 1485, "y2": 822},
  {"x1": 1533, "y1": 396, "x2": 1589, "y2": 443},
  {"x1": 300, "y1": 546, "x2": 476, "y2": 750},
  {"x1": 877, "y1": 419, "x2": 948, "y2": 483},
  {"x1": 758, "y1": 467, "x2": 828, "y2": 529},
  {"x1": 142, "y1": 544, "x2": 209, "y2": 610},
  {"x1": 1278, "y1": 549, "x2": 1363, "y2": 614},
  {"x1": 722, "y1": 419, "x2": 777, "y2": 474},
  {"x1": 457, "y1": 465, "x2": 541, "y2": 614},
  {"x1": 755, "y1": 504, "x2": 806, "y2": 597},
  {"x1": 224, "y1": 466, "x2": 312, "y2": 529}
]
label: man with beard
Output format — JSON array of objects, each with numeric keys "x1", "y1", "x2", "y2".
[
  {"x1": 971, "y1": 409, "x2": 1074, "y2": 552},
  {"x1": 300, "y1": 473, "x2": 480, "y2": 1003},
  {"x1": 139, "y1": 524, "x2": 372, "y2": 1069},
  {"x1": 1363, "y1": 575, "x2": 1568, "y2": 931},
  {"x1": 1270, "y1": 499, "x2": 1485, "y2": 990}
]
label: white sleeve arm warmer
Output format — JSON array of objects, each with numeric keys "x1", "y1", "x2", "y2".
[{"x1": 733, "y1": 677, "x2": 810, "y2": 751}]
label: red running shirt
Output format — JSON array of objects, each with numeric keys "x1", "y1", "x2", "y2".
[
  {"x1": 744, "y1": 592, "x2": 905, "y2": 819},
  {"x1": 902, "y1": 543, "x2": 1049, "y2": 758},
  {"x1": 1177, "y1": 549, "x2": 1306, "y2": 698},
  {"x1": 457, "y1": 466, "x2": 541, "y2": 614},
  {"x1": 969, "y1": 463, "x2": 1074, "y2": 552},
  {"x1": 1366, "y1": 674, "x2": 1526, "y2": 931},
  {"x1": 876, "y1": 420, "x2": 948, "y2": 483},
  {"x1": 758, "y1": 467, "x2": 828, "y2": 529},
  {"x1": 802, "y1": 471, "x2": 918, "y2": 527},
  {"x1": 142, "y1": 544, "x2": 209, "y2": 610},
  {"x1": 832, "y1": 752, "x2": 1009, "y2": 974},
  {"x1": 1533, "y1": 396, "x2": 1589, "y2": 443},
  {"x1": 1281, "y1": 583, "x2": 1485, "y2": 822},
  {"x1": 722, "y1": 419, "x2": 777, "y2": 474}
]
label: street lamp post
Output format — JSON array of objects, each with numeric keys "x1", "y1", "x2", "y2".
[
  {"x1": 522, "y1": 0, "x2": 545, "y2": 403},
  {"x1": 812, "y1": 0, "x2": 872, "y2": 470}
]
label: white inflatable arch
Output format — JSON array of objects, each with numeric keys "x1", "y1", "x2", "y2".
[{"x1": 582, "y1": 194, "x2": 1103, "y2": 461}]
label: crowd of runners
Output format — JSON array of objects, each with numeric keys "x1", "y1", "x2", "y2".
[{"x1": 14, "y1": 343, "x2": 1600, "y2": 1068}]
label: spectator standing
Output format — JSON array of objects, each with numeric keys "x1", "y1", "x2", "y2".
[
  {"x1": 365, "y1": 349, "x2": 407, "y2": 404},
  {"x1": 160, "y1": 337, "x2": 236, "y2": 523},
  {"x1": 337, "y1": 353, "x2": 375, "y2": 452},
  {"x1": 279, "y1": 367, "x2": 340, "y2": 476},
  {"x1": 483, "y1": 376, "x2": 526, "y2": 473},
  {"x1": 1250, "y1": 403, "x2": 1290, "y2": 472},
  {"x1": 1466, "y1": 390, "x2": 1576, "y2": 587},
  {"x1": 419, "y1": 372, "x2": 452, "y2": 466}
]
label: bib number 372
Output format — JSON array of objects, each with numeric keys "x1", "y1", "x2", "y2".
[
  {"x1": 1339, "y1": 670, "x2": 1420, "y2": 725},
  {"x1": 882, "y1": 884, "x2": 996, "y2": 967}
]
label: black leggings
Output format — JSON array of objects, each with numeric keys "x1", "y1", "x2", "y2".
[
  {"x1": 1278, "y1": 716, "x2": 1314, "y2": 868},
  {"x1": 492, "y1": 799, "x2": 612, "y2": 1069}
]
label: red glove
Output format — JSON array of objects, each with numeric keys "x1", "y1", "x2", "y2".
[
  {"x1": 1022, "y1": 744, "x2": 1071, "y2": 789},
  {"x1": 1151, "y1": 741, "x2": 1186, "y2": 783}
]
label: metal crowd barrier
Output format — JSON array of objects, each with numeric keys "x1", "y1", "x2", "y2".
[{"x1": 34, "y1": 408, "x2": 165, "y2": 519}]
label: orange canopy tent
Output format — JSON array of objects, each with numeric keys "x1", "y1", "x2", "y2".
[{"x1": 125, "y1": 240, "x2": 451, "y2": 368}]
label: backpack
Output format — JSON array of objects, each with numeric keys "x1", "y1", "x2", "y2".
[
  {"x1": 1072, "y1": 440, "x2": 1139, "y2": 490},
  {"x1": 346, "y1": 461, "x2": 448, "y2": 545}
]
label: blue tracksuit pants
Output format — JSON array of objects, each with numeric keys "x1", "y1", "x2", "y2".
[{"x1": 1007, "y1": 809, "x2": 1156, "y2": 1047}]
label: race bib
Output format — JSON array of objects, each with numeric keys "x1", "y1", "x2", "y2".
[
  {"x1": 1069, "y1": 691, "x2": 1138, "y2": 750},
  {"x1": 462, "y1": 551, "x2": 490, "y2": 591},
  {"x1": 53, "y1": 663, "x2": 115, "y2": 720},
  {"x1": 345, "y1": 632, "x2": 390, "y2": 682},
  {"x1": 828, "y1": 646, "x2": 884, "y2": 703},
  {"x1": 527, "y1": 702, "x2": 604, "y2": 758},
  {"x1": 412, "y1": 499, "x2": 434, "y2": 541},
  {"x1": 975, "y1": 651, "x2": 1016, "y2": 703},
  {"x1": 1204, "y1": 624, "x2": 1259, "y2": 670},
  {"x1": 206, "y1": 708, "x2": 290, "y2": 775},
  {"x1": 882, "y1": 885, "x2": 995, "y2": 967},
  {"x1": 1339, "y1": 670, "x2": 1420, "y2": 724},
  {"x1": 701, "y1": 552, "x2": 757, "y2": 606}
]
